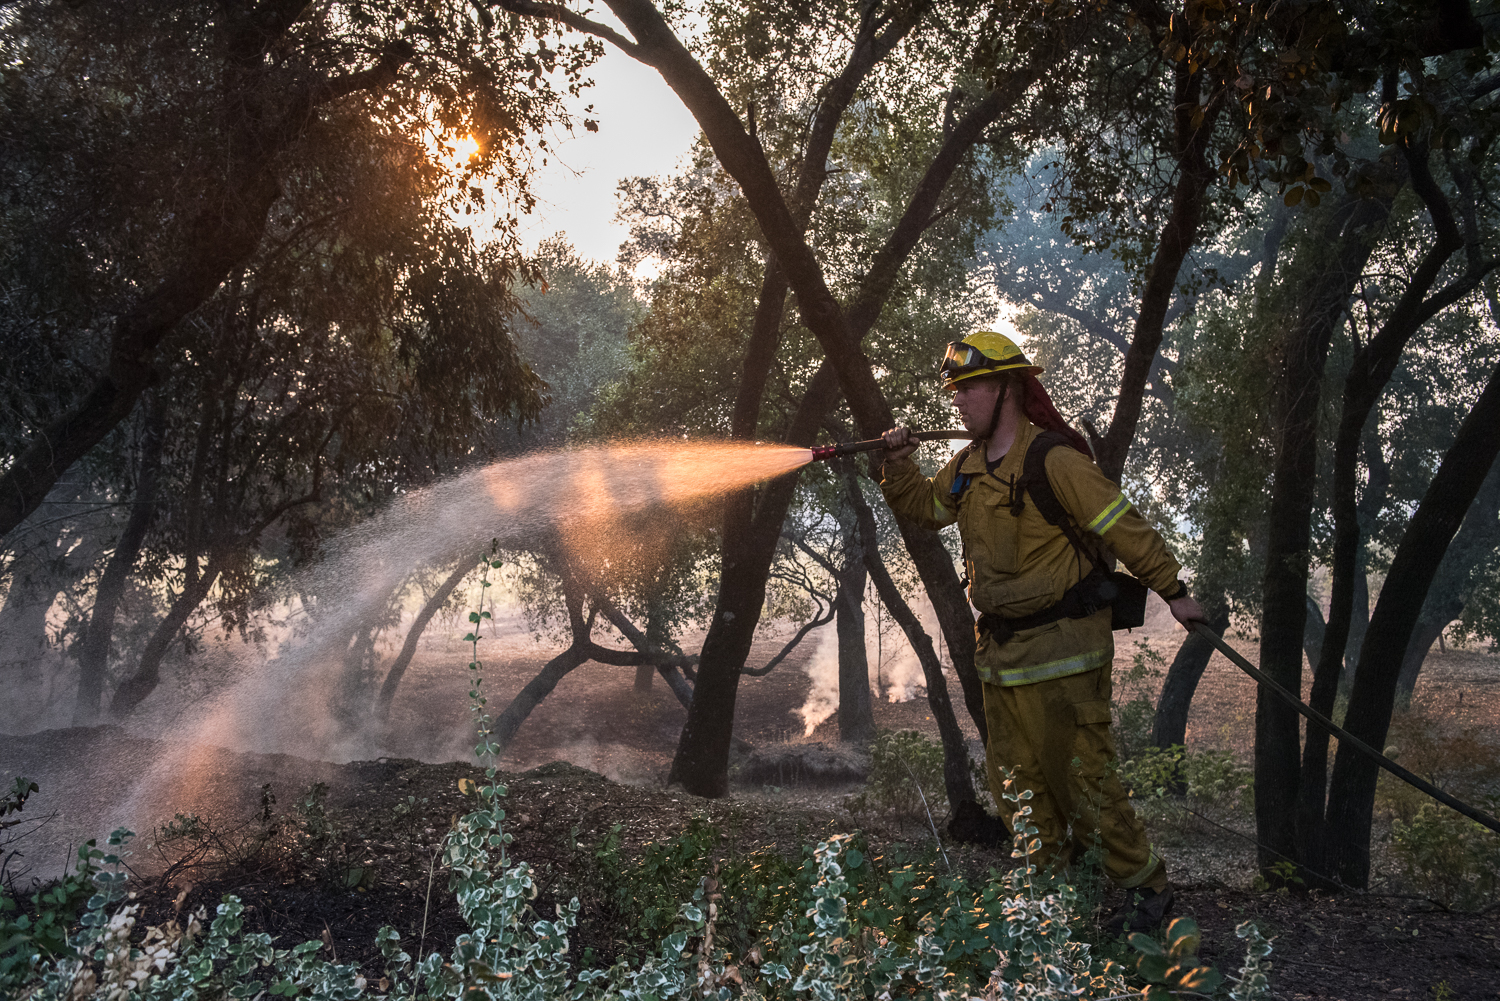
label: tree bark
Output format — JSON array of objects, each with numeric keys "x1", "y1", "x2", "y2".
[
  {"x1": 506, "y1": 0, "x2": 1066, "y2": 796},
  {"x1": 1254, "y1": 191, "x2": 1394, "y2": 875},
  {"x1": 1304, "y1": 594, "x2": 1326, "y2": 668},
  {"x1": 1394, "y1": 460, "x2": 1500, "y2": 700},
  {"x1": 74, "y1": 404, "x2": 167, "y2": 724},
  {"x1": 0, "y1": 591, "x2": 58, "y2": 679},
  {"x1": 655, "y1": 662, "x2": 696, "y2": 710},
  {"x1": 1325, "y1": 357, "x2": 1500, "y2": 887},
  {"x1": 892, "y1": 516, "x2": 986, "y2": 745},
  {"x1": 1342, "y1": 436, "x2": 1390, "y2": 677},
  {"x1": 845, "y1": 465, "x2": 978, "y2": 811},
  {"x1": 376, "y1": 560, "x2": 474, "y2": 717},
  {"x1": 834, "y1": 527, "x2": 875, "y2": 745},
  {"x1": 1296, "y1": 137, "x2": 1490, "y2": 880},
  {"x1": 1394, "y1": 616, "x2": 1454, "y2": 704},
  {"x1": 0, "y1": 479, "x2": 104, "y2": 679},
  {"x1": 490, "y1": 645, "x2": 594, "y2": 753},
  {"x1": 109, "y1": 553, "x2": 226, "y2": 715},
  {"x1": 1152, "y1": 601, "x2": 1230, "y2": 753},
  {"x1": 1095, "y1": 42, "x2": 1226, "y2": 482},
  {"x1": 651, "y1": 3, "x2": 929, "y2": 796}
]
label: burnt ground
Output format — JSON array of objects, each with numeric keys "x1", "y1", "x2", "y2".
[{"x1": 2, "y1": 608, "x2": 1498, "y2": 1000}]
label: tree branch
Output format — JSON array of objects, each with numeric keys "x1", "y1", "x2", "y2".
[
  {"x1": 740, "y1": 598, "x2": 836, "y2": 677},
  {"x1": 1096, "y1": 54, "x2": 1229, "y2": 480},
  {"x1": 491, "y1": 0, "x2": 644, "y2": 57},
  {"x1": 312, "y1": 40, "x2": 418, "y2": 106}
]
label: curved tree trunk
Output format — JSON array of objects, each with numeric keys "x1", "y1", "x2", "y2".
[
  {"x1": 1, "y1": 479, "x2": 104, "y2": 683},
  {"x1": 490, "y1": 644, "x2": 594, "y2": 753},
  {"x1": 655, "y1": 662, "x2": 695, "y2": 709},
  {"x1": 1094, "y1": 48, "x2": 1226, "y2": 481},
  {"x1": 0, "y1": 585, "x2": 61, "y2": 679},
  {"x1": 1394, "y1": 461, "x2": 1500, "y2": 702},
  {"x1": 1255, "y1": 191, "x2": 1394, "y2": 875},
  {"x1": 1342, "y1": 437, "x2": 1389, "y2": 679},
  {"x1": 1304, "y1": 594, "x2": 1326, "y2": 669},
  {"x1": 1325, "y1": 358, "x2": 1500, "y2": 887},
  {"x1": 1297, "y1": 135, "x2": 1492, "y2": 883},
  {"x1": 893, "y1": 519, "x2": 985, "y2": 745},
  {"x1": 110, "y1": 554, "x2": 225, "y2": 715},
  {"x1": 1151, "y1": 601, "x2": 1230, "y2": 754},
  {"x1": 1394, "y1": 615, "x2": 1454, "y2": 704},
  {"x1": 75, "y1": 404, "x2": 166, "y2": 724},
  {"x1": 376, "y1": 560, "x2": 473, "y2": 718},
  {"x1": 597, "y1": 0, "x2": 1053, "y2": 796},
  {"x1": 845, "y1": 466, "x2": 978, "y2": 811},
  {"x1": 835, "y1": 562, "x2": 875, "y2": 745}
]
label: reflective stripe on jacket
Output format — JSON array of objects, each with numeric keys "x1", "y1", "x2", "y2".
[{"x1": 880, "y1": 420, "x2": 1184, "y2": 686}]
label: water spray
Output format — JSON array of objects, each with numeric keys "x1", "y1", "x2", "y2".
[{"x1": 807, "y1": 429, "x2": 975, "y2": 462}]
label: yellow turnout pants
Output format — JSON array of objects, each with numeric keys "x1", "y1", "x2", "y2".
[{"x1": 983, "y1": 665, "x2": 1167, "y2": 892}]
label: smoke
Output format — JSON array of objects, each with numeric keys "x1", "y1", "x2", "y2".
[
  {"x1": 796, "y1": 626, "x2": 840, "y2": 735},
  {"x1": 38, "y1": 441, "x2": 804, "y2": 822},
  {"x1": 795, "y1": 587, "x2": 945, "y2": 736}
]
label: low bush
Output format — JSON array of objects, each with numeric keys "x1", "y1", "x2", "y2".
[
  {"x1": 1112, "y1": 640, "x2": 1167, "y2": 764},
  {"x1": 3, "y1": 578, "x2": 1276, "y2": 998},
  {"x1": 145, "y1": 778, "x2": 375, "y2": 892},
  {"x1": 1377, "y1": 713, "x2": 1500, "y2": 824},
  {"x1": 1119, "y1": 745, "x2": 1253, "y2": 814},
  {"x1": 844, "y1": 729, "x2": 949, "y2": 822},
  {"x1": 0, "y1": 833, "x2": 104, "y2": 994},
  {"x1": 1390, "y1": 800, "x2": 1500, "y2": 911}
]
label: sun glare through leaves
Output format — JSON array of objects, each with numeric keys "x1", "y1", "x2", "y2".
[{"x1": 451, "y1": 134, "x2": 480, "y2": 166}]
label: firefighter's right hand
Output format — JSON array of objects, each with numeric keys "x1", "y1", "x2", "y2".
[{"x1": 882, "y1": 427, "x2": 919, "y2": 461}]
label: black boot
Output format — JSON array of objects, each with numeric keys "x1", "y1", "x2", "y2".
[{"x1": 1105, "y1": 885, "x2": 1174, "y2": 936}]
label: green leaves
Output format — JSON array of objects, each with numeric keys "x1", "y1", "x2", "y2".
[
  {"x1": 7, "y1": 762, "x2": 1274, "y2": 1001},
  {"x1": 1131, "y1": 916, "x2": 1225, "y2": 996}
]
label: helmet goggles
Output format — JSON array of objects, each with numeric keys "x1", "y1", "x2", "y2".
[
  {"x1": 939, "y1": 341, "x2": 998, "y2": 383},
  {"x1": 938, "y1": 332, "x2": 1041, "y2": 390}
]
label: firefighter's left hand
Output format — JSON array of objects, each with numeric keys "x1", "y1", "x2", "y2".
[{"x1": 1167, "y1": 594, "x2": 1206, "y2": 629}]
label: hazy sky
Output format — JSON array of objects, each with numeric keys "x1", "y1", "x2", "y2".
[{"x1": 516, "y1": 41, "x2": 699, "y2": 266}]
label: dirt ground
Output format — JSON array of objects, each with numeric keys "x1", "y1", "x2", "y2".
[{"x1": 2, "y1": 602, "x2": 1498, "y2": 999}]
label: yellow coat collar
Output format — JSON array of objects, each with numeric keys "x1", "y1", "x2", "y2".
[{"x1": 957, "y1": 421, "x2": 1043, "y2": 479}]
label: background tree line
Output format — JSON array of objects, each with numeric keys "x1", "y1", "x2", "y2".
[{"x1": 2, "y1": 0, "x2": 1498, "y2": 896}]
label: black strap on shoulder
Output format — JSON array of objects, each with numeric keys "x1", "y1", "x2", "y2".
[
  {"x1": 947, "y1": 432, "x2": 1097, "y2": 568},
  {"x1": 948, "y1": 430, "x2": 1073, "y2": 517},
  {"x1": 1017, "y1": 431, "x2": 1100, "y2": 575},
  {"x1": 1013, "y1": 430, "x2": 1072, "y2": 523}
]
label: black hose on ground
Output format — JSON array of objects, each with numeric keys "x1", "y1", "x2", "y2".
[{"x1": 1191, "y1": 621, "x2": 1500, "y2": 837}]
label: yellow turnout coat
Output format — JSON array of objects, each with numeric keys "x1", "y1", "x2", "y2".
[{"x1": 880, "y1": 420, "x2": 1183, "y2": 687}]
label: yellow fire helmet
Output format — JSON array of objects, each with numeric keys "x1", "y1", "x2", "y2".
[{"x1": 938, "y1": 330, "x2": 1043, "y2": 389}]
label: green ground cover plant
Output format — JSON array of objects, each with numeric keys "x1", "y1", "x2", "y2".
[
  {"x1": 1390, "y1": 801, "x2": 1500, "y2": 911},
  {"x1": 1378, "y1": 712, "x2": 1500, "y2": 910},
  {"x1": 3, "y1": 768, "x2": 1276, "y2": 1000},
  {"x1": 0, "y1": 569, "x2": 1275, "y2": 998}
]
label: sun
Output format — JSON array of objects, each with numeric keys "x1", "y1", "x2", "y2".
[{"x1": 452, "y1": 135, "x2": 479, "y2": 163}]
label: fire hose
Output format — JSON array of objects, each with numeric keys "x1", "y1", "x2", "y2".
[
  {"x1": 808, "y1": 429, "x2": 974, "y2": 462},
  {"x1": 1189, "y1": 622, "x2": 1500, "y2": 837},
  {"x1": 809, "y1": 430, "x2": 1500, "y2": 836}
]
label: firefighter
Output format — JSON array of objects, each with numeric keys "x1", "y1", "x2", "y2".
[{"x1": 880, "y1": 330, "x2": 1204, "y2": 934}]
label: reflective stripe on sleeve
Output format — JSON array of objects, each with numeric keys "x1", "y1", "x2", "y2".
[
  {"x1": 1086, "y1": 491, "x2": 1132, "y2": 535},
  {"x1": 993, "y1": 646, "x2": 1110, "y2": 687}
]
